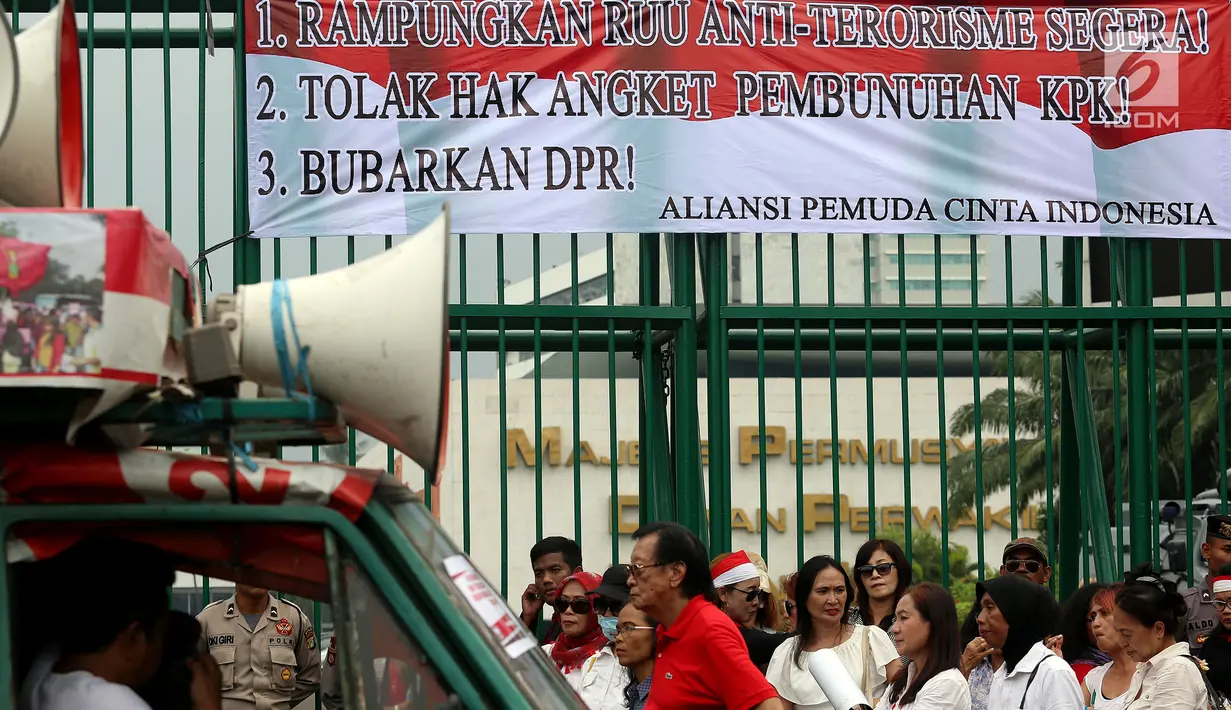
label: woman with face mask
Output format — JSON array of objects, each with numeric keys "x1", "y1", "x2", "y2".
[
  {"x1": 1082, "y1": 584, "x2": 1134, "y2": 710},
  {"x1": 612, "y1": 604, "x2": 657, "y2": 710},
  {"x1": 543, "y1": 572, "x2": 626, "y2": 709},
  {"x1": 974, "y1": 574, "x2": 1083, "y2": 709},
  {"x1": 879, "y1": 583, "x2": 970, "y2": 710},
  {"x1": 1114, "y1": 564, "x2": 1213, "y2": 709}
]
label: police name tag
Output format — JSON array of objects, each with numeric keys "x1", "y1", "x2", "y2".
[
  {"x1": 269, "y1": 636, "x2": 294, "y2": 647},
  {"x1": 208, "y1": 635, "x2": 235, "y2": 647}
]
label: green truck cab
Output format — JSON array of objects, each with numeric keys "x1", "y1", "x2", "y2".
[{"x1": 0, "y1": 398, "x2": 582, "y2": 709}]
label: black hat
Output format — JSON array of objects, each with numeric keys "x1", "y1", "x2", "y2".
[
  {"x1": 593, "y1": 564, "x2": 631, "y2": 603},
  {"x1": 1209, "y1": 515, "x2": 1231, "y2": 541}
]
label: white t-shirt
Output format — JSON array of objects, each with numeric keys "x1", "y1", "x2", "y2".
[
  {"x1": 20, "y1": 647, "x2": 152, "y2": 710},
  {"x1": 1083, "y1": 663, "x2": 1132, "y2": 710},
  {"x1": 878, "y1": 667, "x2": 972, "y2": 710}
]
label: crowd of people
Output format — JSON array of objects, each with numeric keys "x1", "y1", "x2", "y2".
[
  {"x1": 520, "y1": 517, "x2": 1231, "y2": 710},
  {"x1": 0, "y1": 298, "x2": 102, "y2": 374}
]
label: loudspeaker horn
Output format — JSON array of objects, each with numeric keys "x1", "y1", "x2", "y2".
[
  {"x1": 0, "y1": 0, "x2": 83, "y2": 208},
  {"x1": 232, "y1": 206, "x2": 451, "y2": 477},
  {"x1": 0, "y1": 5, "x2": 17, "y2": 147}
]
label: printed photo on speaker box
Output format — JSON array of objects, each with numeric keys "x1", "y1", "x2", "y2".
[{"x1": 0, "y1": 212, "x2": 105, "y2": 377}]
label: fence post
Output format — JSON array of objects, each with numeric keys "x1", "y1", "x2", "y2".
[
  {"x1": 672, "y1": 235, "x2": 706, "y2": 544},
  {"x1": 1124, "y1": 238, "x2": 1154, "y2": 567},
  {"x1": 638, "y1": 234, "x2": 673, "y2": 525},
  {"x1": 701, "y1": 234, "x2": 732, "y2": 554},
  {"x1": 232, "y1": 0, "x2": 261, "y2": 286},
  {"x1": 1058, "y1": 237, "x2": 1082, "y2": 598}
]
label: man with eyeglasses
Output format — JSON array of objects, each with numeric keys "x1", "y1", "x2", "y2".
[
  {"x1": 626, "y1": 522, "x2": 785, "y2": 710},
  {"x1": 999, "y1": 537, "x2": 1052, "y2": 585}
]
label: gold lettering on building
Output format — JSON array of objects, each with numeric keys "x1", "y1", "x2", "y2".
[
  {"x1": 508, "y1": 427, "x2": 1003, "y2": 470},
  {"x1": 610, "y1": 494, "x2": 1038, "y2": 535}
]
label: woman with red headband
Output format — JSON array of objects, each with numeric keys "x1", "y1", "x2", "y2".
[{"x1": 543, "y1": 571, "x2": 626, "y2": 709}]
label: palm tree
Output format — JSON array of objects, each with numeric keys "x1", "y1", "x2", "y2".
[{"x1": 946, "y1": 290, "x2": 1229, "y2": 517}]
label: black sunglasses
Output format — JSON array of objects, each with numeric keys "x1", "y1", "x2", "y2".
[
  {"x1": 554, "y1": 598, "x2": 592, "y2": 615},
  {"x1": 857, "y1": 562, "x2": 895, "y2": 579},
  {"x1": 726, "y1": 585, "x2": 760, "y2": 603},
  {"x1": 1005, "y1": 559, "x2": 1043, "y2": 574}
]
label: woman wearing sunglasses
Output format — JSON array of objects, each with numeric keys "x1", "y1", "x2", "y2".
[
  {"x1": 710, "y1": 551, "x2": 794, "y2": 672},
  {"x1": 850, "y1": 539, "x2": 911, "y2": 633},
  {"x1": 543, "y1": 571, "x2": 626, "y2": 709}
]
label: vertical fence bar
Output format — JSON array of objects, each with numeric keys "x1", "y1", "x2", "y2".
[
  {"x1": 233, "y1": 0, "x2": 260, "y2": 285},
  {"x1": 1058, "y1": 237, "x2": 1082, "y2": 597},
  {"x1": 1181, "y1": 241, "x2": 1193, "y2": 584},
  {"x1": 571, "y1": 234, "x2": 582, "y2": 546},
  {"x1": 1005, "y1": 237, "x2": 1018, "y2": 539},
  {"x1": 970, "y1": 235, "x2": 984, "y2": 574},
  {"x1": 1216, "y1": 241, "x2": 1228, "y2": 516},
  {"x1": 755, "y1": 234, "x2": 768, "y2": 560},
  {"x1": 532, "y1": 235, "x2": 543, "y2": 542},
  {"x1": 863, "y1": 235, "x2": 876, "y2": 541},
  {"x1": 1110, "y1": 240, "x2": 1124, "y2": 578},
  {"x1": 607, "y1": 234, "x2": 620, "y2": 564},
  {"x1": 1124, "y1": 238, "x2": 1153, "y2": 565},
  {"x1": 672, "y1": 235, "x2": 704, "y2": 542},
  {"x1": 1041, "y1": 238, "x2": 1056, "y2": 579},
  {"x1": 703, "y1": 234, "x2": 732, "y2": 554},
  {"x1": 827, "y1": 234, "x2": 841, "y2": 562},
  {"x1": 496, "y1": 235, "x2": 509, "y2": 598},
  {"x1": 934, "y1": 235, "x2": 949, "y2": 585},
  {"x1": 459, "y1": 234, "x2": 471, "y2": 554},
  {"x1": 897, "y1": 235, "x2": 912, "y2": 557},
  {"x1": 792, "y1": 234, "x2": 804, "y2": 569}
]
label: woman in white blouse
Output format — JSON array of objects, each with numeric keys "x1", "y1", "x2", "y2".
[
  {"x1": 879, "y1": 583, "x2": 972, "y2": 710},
  {"x1": 974, "y1": 574, "x2": 1084, "y2": 709},
  {"x1": 1114, "y1": 564, "x2": 1209, "y2": 710},
  {"x1": 766, "y1": 555, "x2": 902, "y2": 709}
]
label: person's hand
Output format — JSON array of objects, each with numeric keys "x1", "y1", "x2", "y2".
[
  {"x1": 1044, "y1": 634, "x2": 1064, "y2": 658},
  {"x1": 188, "y1": 652, "x2": 223, "y2": 710},
  {"x1": 961, "y1": 637, "x2": 994, "y2": 677},
  {"x1": 520, "y1": 583, "x2": 544, "y2": 625}
]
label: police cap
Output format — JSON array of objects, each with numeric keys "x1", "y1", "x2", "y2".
[{"x1": 1209, "y1": 514, "x2": 1231, "y2": 541}]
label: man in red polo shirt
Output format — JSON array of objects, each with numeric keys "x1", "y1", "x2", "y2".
[{"x1": 626, "y1": 521, "x2": 784, "y2": 710}]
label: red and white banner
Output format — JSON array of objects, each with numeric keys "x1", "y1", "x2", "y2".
[{"x1": 245, "y1": 0, "x2": 1231, "y2": 238}]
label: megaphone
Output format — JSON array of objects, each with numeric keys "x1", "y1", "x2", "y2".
[
  {"x1": 0, "y1": 0, "x2": 83, "y2": 208},
  {"x1": 205, "y1": 207, "x2": 451, "y2": 477}
]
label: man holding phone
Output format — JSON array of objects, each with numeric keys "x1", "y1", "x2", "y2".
[{"x1": 519, "y1": 537, "x2": 583, "y2": 644}]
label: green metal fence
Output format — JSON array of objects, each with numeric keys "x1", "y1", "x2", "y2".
[{"x1": 30, "y1": 0, "x2": 1231, "y2": 630}]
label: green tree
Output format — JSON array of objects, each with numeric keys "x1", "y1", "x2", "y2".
[
  {"x1": 945, "y1": 290, "x2": 1227, "y2": 518},
  {"x1": 876, "y1": 524, "x2": 996, "y2": 619}
]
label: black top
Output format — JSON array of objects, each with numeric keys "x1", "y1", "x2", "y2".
[{"x1": 739, "y1": 626, "x2": 794, "y2": 672}]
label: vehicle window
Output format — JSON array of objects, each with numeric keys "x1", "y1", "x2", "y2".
[
  {"x1": 382, "y1": 487, "x2": 580, "y2": 709},
  {"x1": 335, "y1": 548, "x2": 460, "y2": 709}
]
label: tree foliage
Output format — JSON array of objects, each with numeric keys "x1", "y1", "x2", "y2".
[{"x1": 945, "y1": 289, "x2": 1228, "y2": 517}]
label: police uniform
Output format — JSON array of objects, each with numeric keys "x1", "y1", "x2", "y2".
[
  {"x1": 1182, "y1": 515, "x2": 1231, "y2": 650},
  {"x1": 197, "y1": 593, "x2": 322, "y2": 710}
]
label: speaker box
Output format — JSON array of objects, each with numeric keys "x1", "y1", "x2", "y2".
[
  {"x1": 0, "y1": 0, "x2": 82, "y2": 208},
  {"x1": 231, "y1": 207, "x2": 451, "y2": 478}
]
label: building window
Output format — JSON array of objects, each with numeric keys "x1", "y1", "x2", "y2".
[
  {"x1": 886, "y1": 279, "x2": 975, "y2": 291},
  {"x1": 537, "y1": 275, "x2": 608, "y2": 306},
  {"x1": 886, "y1": 253, "x2": 973, "y2": 266}
]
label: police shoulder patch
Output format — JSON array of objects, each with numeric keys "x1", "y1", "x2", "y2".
[{"x1": 306, "y1": 628, "x2": 316, "y2": 650}]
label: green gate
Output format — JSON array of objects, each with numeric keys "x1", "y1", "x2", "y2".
[{"x1": 21, "y1": 0, "x2": 1231, "y2": 621}]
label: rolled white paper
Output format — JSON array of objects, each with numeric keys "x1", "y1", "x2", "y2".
[{"x1": 806, "y1": 648, "x2": 872, "y2": 710}]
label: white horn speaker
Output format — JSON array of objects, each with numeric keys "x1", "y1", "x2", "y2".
[
  {"x1": 0, "y1": 5, "x2": 17, "y2": 147},
  {"x1": 232, "y1": 206, "x2": 451, "y2": 476},
  {"x1": 0, "y1": 0, "x2": 83, "y2": 208}
]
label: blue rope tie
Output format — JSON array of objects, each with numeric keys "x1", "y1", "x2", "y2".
[
  {"x1": 231, "y1": 442, "x2": 259, "y2": 472},
  {"x1": 270, "y1": 279, "x2": 317, "y2": 422}
]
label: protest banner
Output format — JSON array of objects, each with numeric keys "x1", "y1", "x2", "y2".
[{"x1": 244, "y1": 0, "x2": 1231, "y2": 238}]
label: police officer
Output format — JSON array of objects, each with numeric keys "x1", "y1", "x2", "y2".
[
  {"x1": 1181, "y1": 514, "x2": 1231, "y2": 650},
  {"x1": 197, "y1": 583, "x2": 322, "y2": 709}
]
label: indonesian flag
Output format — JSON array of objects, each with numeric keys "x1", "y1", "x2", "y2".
[
  {"x1": 0, "y1": 236, "x2": 51, "y2": 295},
  {"x1": 712, "y1": 550, "x2": 760, "y2": 588}
]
